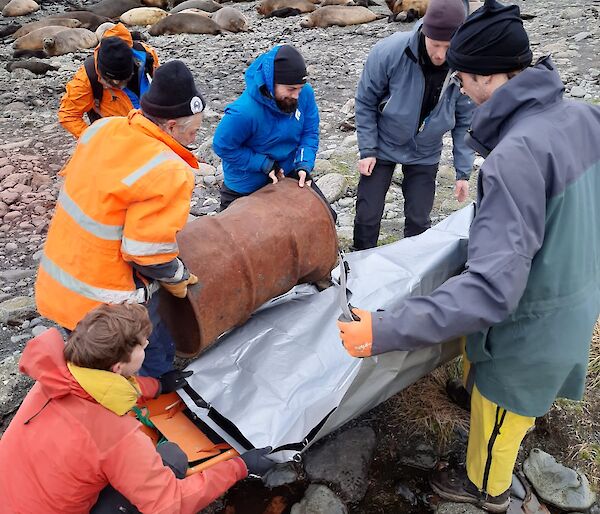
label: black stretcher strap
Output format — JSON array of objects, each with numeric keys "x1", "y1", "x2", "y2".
[{"x1": 182, "y1": 384, "x2": 254, "y2": 452}]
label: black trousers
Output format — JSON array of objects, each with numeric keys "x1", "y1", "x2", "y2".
[
  {"x1": 353, "y1": 160, "x2": 439, "y2": 249},
  {"x1": 220, "y1": 181, "x2": 338, "y2": 223},
  {"x1": 90, "y1": 442, "x2": 187, "y2": 514}
]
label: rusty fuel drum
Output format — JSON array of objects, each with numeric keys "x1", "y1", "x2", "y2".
[{"x1": 159, "y1": 178, "x2": 339, "y2": 357}]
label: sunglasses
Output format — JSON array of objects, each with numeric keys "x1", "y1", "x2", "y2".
[{"x1": 449, "y1": 70, "x2": 463, "y2": 88}]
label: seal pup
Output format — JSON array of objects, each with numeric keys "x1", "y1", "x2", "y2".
[
  {"x1": 148, "y1": 12, "x2": 221, "y2": 35},
  {"x1": 13, "y1": 26, "x2": 71, "y2": 51},
  {"x1": 0, "y1": 23, "x2": 21, "y2": 38},
  {"x1": 257, "y1": 0, "x2": 317, "y2": 18},
  {"x1": 385, "y1": 0, "x2": 427, "y2": 22},
  {"x1": 48, "y1": 12, "x2": 112, "y2": 31},
  {"x1": 300, "y1": 5, "x2": 381, "y2": 27},
  {"x1": 120, "y1": 6, "x2": 168, "y2": 25},
  {"x1": 13, "y1": 18, "x2": 81, "y2": 39},
  {"x1": 6, "y1": 60, "x2": 59, "y2": 75},
  {"x1": 86, "y1": 0, "x2": 144, "y2": 19},
  {"x1": 43, "y1": 28, "x2": 98, "y2": 57},
  {"x1": 171, "y1": 0, "x2": 222, "y2": 14},
  {"x1": 212, "y1": 6, "x2": 249, "y2": 32}
]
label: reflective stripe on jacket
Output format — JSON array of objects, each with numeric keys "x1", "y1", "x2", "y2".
[
  {"x1": 58, "y1": 23, "x2": 160, "y2": 139},
  {"x1": 35, "y1": 110, "x2": 197, "y2": 330},
  {"x1": 0, "y1": 329, "x2": 248, "y2": 514}
]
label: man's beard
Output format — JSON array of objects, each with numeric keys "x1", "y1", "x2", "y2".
[{"x1": 276, "y1": 97, "x2": 298, "y2": 114}]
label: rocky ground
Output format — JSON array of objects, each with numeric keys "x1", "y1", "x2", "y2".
[{"x1": 0, "y1": 0, "x2": 599, "y2": 512}]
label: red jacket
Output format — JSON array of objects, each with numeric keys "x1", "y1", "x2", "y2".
[{"x1": 0, "y1": 329, "x2": 248, "y2": 513}]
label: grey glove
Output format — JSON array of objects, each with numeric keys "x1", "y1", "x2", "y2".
[{"x1": 240, "y1": 446, "x2": 274, "y2": 476}]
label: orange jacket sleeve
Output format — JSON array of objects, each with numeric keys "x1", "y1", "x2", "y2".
[
  {"x1": 102, "y1": 428, "x2": 248, "y2": 513},
  {"x1": 142, "y1": 43, "x2": 160, "y2": 71},
  {"x1": 121, "y1": 161, "x2": 195, "y2": 267},
  {"x1": 58, "y1": 66, "x2": 95, "y2": 139}
]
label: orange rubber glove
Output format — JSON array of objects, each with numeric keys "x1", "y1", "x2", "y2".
[
  {"x1": 160, "y1": 273, "x2": 198, "y2": 298},
  {"x1": 337, "y1": 308, "x2": 373, "y2": 358}
]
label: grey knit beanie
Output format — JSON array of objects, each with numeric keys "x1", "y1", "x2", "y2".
[{"x1": 422, "y1": 0, "x2": 467, "y2": 42}]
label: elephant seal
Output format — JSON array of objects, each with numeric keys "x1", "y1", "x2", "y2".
[
  {"x1": 171, "y1": 0, "x2": 222, "y2": 14},
  {"x1": 6, "y1": 60, "x2": 59, "y2": 75},
  {"x1": 120, "y1": 6, "x2": 168, "y2": 25},
  {"x1": 141, "y1": 0, "x2": 168, "y2": 6},
  {"x1": 385, "y1": 0, "x2": 427, "y2": 22},
  {"x1": 300, "y1": 5, "x2": 381, "y2": 27},
  {"x1": 321, "y1": 0, "x2": 378, "y2": 5},
  {"x1": 48, "y1": 12, "x2": 112, "y2": 31},
  {"x1": 148, "y1": 12, "x2": 221, "y2": 35},
  {"x1": 86, "y1": 0, "x2": 144, "y2": 19},
  {"x1": 95, "y1": 21, "x2": 116, "y2": 39},
  {"x1": 2, "y1": 0, "x2": 39, "y2": 17},
  {"x1": 13, "y1": 18, "x2": 81, "y2": 39},
  {"x1": 177, "y1": 8, "x2": 211, "y2": 16},
  {"x1": 212, "y1": 6, "x2": 249, "y2": 32},
  {"x1": 257, "y1": 0, "x2": 317, "y2": 18},
  {"x1": 43, "y1": 28, "x2": 98, "y2": 57},
  {"x1": 13, "y1": 26, "x2": 71, "y2": 51}
]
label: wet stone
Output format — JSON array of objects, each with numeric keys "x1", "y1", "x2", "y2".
[
  {"x1": 304, "y1": 426, "x2": 376, "y2": 503},
  {"x1": 290, "y1": 484, "x2": 348, "y2": 514},
  {"x1": 523, "y1": 448, "x2": 596, "y2": 511}
]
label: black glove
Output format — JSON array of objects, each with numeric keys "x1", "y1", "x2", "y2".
[
  {"x1": 158, "y1": 370, "x2": 193, "y2": 394},
  {"x1": 288, "y1": 168, "x2": 313, "y2": 182},
  {"x1": 240, "y1": 446, "x2": 274, "y2": 476}
]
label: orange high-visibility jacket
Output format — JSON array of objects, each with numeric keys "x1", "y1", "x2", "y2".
[
  {"x1": 58, "y1": 23, "x2": 160, "y2": 139},
  {"x1": 35, "y1": 110, "x2": 198, "y2": 330},
  {"x1": 0, "y1": 329, "x2": 248, "y2": 514}
]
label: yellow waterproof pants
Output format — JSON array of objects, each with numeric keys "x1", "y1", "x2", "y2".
[{"x1": 461, "y1": 344, "x2": 536, "y2": 496}]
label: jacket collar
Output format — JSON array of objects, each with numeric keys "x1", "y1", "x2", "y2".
[
  {"x1": 127, "y1": 110, "x2": 199, "y2": 169},
  {"x1": 466, "y1": 56, "x2": 564, "y2": 157},
  {"x1": 404, "y1": 22, "x2": 424, "y2": 63},
  {"x1": 18, "y1": 328, "x2": 144, "y2": 417},
  {"x1": 67, "y1": 363, "x2": 142, "y2": 416}
]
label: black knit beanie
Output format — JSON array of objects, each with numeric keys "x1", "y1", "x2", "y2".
[
  {"x1": 97, "y1": 37, "x2": 134, "y2": 81},
  {"x1": 140, "y1": 60, "x2": 205, "y2": 119},
  {"x1": 273, "y1": 45, "x2": 307, "y2": 86},
  {"x1": 422, "y1": 0, "x2": 466, "y2": 42},
  {"x1": 446, "y1": 0, "x2": 533, "y2": 75}
]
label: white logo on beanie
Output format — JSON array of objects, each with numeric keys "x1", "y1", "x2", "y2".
[{"x1": 190, "y1": 96, "x2": 204, "y2": 114}]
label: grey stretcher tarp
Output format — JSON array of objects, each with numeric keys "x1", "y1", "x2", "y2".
[{"x1": 180, "y1": 205, "x2": 474, "y2": 462}]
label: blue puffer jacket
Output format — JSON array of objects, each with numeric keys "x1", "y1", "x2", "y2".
[{"x1": 213, "y1": 46, "x2": 320, "y2": 194}]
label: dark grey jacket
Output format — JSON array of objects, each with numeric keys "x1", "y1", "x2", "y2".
[
  {"x1": 355, "y1": 26, "x2": 475, "y2": 180},
  {"x1": 371, "y1": 57, "x2": 600, "y2": 417}
]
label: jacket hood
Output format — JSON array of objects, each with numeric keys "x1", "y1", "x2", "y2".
[
  {"x1": 93, "y1": 23, "x2": 133, "y2": 74},
  {"x1": 244, "y1": 45, "x2": 299, "y2": 115},
  {"x1": 19, "y1": 328, "x2": 145, "y2": 416},
  {"x1": 19, "y1": 328, "x2": 92, "y2": 403},
  {"x1": 467, "y1": 56, "x2": 564, "y2": 156}
]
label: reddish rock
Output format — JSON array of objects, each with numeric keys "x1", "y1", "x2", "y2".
[
  {"x1": 0, "y1": 190, "x2": 20, "y2": 205},
  {"x1": 31, "y1": 172, "x2": 52, "y2": 190},
  {"x1": 3, "y1": 211, "x2": 21, "y2": 223},
  {"x1": 1, "y1": 172, "x2": 32, "y2": 189},
  {"x1": 0, "y1": 165, "x2": 16, "y2": 180}
]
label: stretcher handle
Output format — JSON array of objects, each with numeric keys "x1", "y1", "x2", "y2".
[{"x1": 185, "y1": 448, "x2": 240, "y2": 476}]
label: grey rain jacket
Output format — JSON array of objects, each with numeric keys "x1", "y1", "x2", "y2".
[{"x1": 355, "y1": 25, "x2": 475, "y2": 180}]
